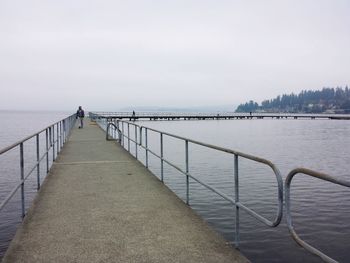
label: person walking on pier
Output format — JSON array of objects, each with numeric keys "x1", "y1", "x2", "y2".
[{"x1": 76, "y1": 106, "x2": 85, "y2": 128}]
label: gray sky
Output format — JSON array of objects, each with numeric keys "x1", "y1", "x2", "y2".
[{"x1": 0, "y1": 0, "x2": 349, "y2": 111}]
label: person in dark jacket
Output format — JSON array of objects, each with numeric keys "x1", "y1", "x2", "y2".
[{"x1": 76, "y1": 106, "x2": 85, "y2": 128}]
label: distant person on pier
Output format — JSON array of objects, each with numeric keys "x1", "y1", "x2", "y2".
[{"x1": 76, "y1": 106, "x2": 85, "y2": 129}]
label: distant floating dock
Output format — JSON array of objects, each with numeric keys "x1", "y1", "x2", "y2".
[{"x1": 90, "y1": 112, "x2": 350, "y2": 121}]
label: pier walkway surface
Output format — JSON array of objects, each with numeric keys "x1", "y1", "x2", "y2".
[{"x1": 3, "y1": 121, "x2": 249, "y2": 263}]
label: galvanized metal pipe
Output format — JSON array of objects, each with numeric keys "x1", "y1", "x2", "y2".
[
  {"x1": 234, "y1": 154, "x2": 239, "y2": 247},
  {"x1": 135, "y1": 126, "x2": 138, "y2": 159},
  {"x1": 60, "y1": 121, "x2": 63, "y2": 149},
  {"x1": 116, "y1": 120, "x2": 120, "y2": 141},
  {"x1": 113, "y1": 119, "x2": 116, "y2": 139},
  {"x1": 185, "y1": 140, "x2": 189, "y2": 205},
  {"x1": 160, "y1": 133, "x2": 164, "y2": 182},
  {"x1": 107, "y1": 119, "x2": 283, "y2": 227},
  {"x1": 0, "y1": 113, "x2": 75, "y2": 220},
  {"x1": 46, "y1": 129, "x2": 49, "y2": 174},
  {"x1": 285, "y1": 168, "x2": 350, "y2": 263},
  {"x1": 57, "y1": 123, "x2": 59, "y2": 154},
  {"x1": 100, "y1": 117, "x2": 350, "y2": 261},
  {"x1": 0, "y1": 114, "x2": 74, "y2": 155},
  {"x1": 52, "y1": 126, "x2": 55, "y2": 161},
  {"x1": 145, "y1": 128, "x2": 149, "y2": 168},
  {"x1": 127, "y1": 123, "x2": 130, "y2": 152},
  {"x1": 122, "y1": 122, "x2": 125, "y2": 147},
  {"x1": 63, "y1": 120, "x2": 66, "y2": 144},
  {"x1": 58, "y1": 121, "x2": 61, "y2": 150},
  {"x1": 36, "y1": 134, "x2": 40, "y2": 190},
  {"x1": 20, "y1": 143, "x2": 25, "y2": 219},
  {"x1": 63, "y1": 120, "x2": 65, "y2": 144}
]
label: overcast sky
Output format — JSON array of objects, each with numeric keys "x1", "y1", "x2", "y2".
[{"x1": 0, "y1": 0, "x2": 349, "y2": 111}]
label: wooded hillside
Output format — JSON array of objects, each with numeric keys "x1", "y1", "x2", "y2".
[{"x1": 235, "y1": 87, "x2": 350, "y2": 113}]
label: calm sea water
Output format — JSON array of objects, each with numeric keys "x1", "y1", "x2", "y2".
[
  {"x1": 0, "y1": 110, "x2": 71, "y2": 258},
  {"x1": 122, "y1": 118, "x2": 350, "y2": 263},
  {"x1": 1, "y1": 112, "x2": 349, "y2": 262}
]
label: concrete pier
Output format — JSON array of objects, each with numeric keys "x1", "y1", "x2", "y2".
[{"x1": 3, "y1": 121, "x2": 249, "y2": 262}]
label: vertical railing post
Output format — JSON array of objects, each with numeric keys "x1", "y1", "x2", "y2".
[
  {"x1": 58, "y1": 121, "x2": 61, "y2": 150},
  {"x1": 122, "y1": 122, "x2": 125, "y2": 147},
  {"x1": 65, "y1": 119, "x2": 67, "y2": 142},
  {"x1": 62, "y1": 120, "x2": 66, "y2": 144},
  {"x1": 145, "y1": 128, "x2": 149, "y2": 168},
  {"x1": 52, "y1": 126, "x2": 55, "y2": 161},
  {"x1": 57, "y1": 123, "x2": 59, "y2": 154},
  {"x1": 234, "y1": 154, "x2": 240, "y2": 247},
  {"x1": 114, "y1": 119, "x2": 117, "y2": 139},
  {"x1": 127, "y1": 123, "x2": 130, "y2": 152},
  {"x1": 116, "y1": 121, "x2": 121, "y2": 142},
  {"x1": 63, "y1": 120, "x2": 65, "y2": 145},
  {"x1": 160, "y1": 133, "x2": 164, "y2": 182},
  {"x1": 46, "y1": 129, "x2": 49, "y2": 174},
  {"x1": 65, "y1": 119, "x2": 68, "y2": 140},
  {"x1": 63, "y1": 120, "x2": 65, "y2": 144},
  {"x1": 60, "y1": 121, "x2": 63, "y2": 149},
  {"x1": 36, "y1": 134, "x2": 40, "y2": 190},
  {"x1": 63, "y1": 120, "x2": 65, "y2": 142},
  {"x1": 20, "y1": 143, "x2": 25, "y2": 219},
  {"x1": 135, "y1": 125, "x2": 138, "y2": 159},
  {"x1": 185, "y1": 140, "x2": 189, "y2": 205},
  {"x1": 112, "y1": 124, "x2": 115, "y2": 139}
]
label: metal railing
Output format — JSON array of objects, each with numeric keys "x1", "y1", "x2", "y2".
[
  {"x1": 285, "y1": 168, "x2": 350, "y2": 263},
  {"x1": 102, "y1": 118, "x2": 350, "y2": 262},
  {"x1": 0, "y1": 114, "x2": 76, "y2": 219},
  {"x1": 104, "y1": 119, "x2": 283, "y2": 247},
  {"x1": 106, "y1": 122, "x2": 122, "y2": 142}
]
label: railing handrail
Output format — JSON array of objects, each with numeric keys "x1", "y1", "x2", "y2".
[
  {"x1": 105, "y1": 119, "x2": 283, "y2": 228},
  {"x1": 143, "y1": 125, "x2": 278, "y2": 167},
  {"x1": 0, "y1": 114, "x2": 76, "y2": 155},
  {"x1": 102, "y1": 117, "x2": 349, "y2": 262},
  {"x1": 106, "y1": 122, "x2": 121, "y2": 141},
  {"x1": 143, "y1": 121, "x2": 283, "y2": 226},
  {"x1": 0, "y1": 113, "x2": 76, "y2": 218},
  {"x1": 285, "y1": 168, "x2": 350, "y2": 263}
]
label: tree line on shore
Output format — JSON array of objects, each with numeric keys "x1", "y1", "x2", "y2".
[{"x1": 235, "y1": 86, "x2": 350, "y2": 113}]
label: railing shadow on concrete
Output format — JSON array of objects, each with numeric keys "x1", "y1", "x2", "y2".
[{"x1": 100, "y1": 118, "x2": 350, "y2": 263}]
